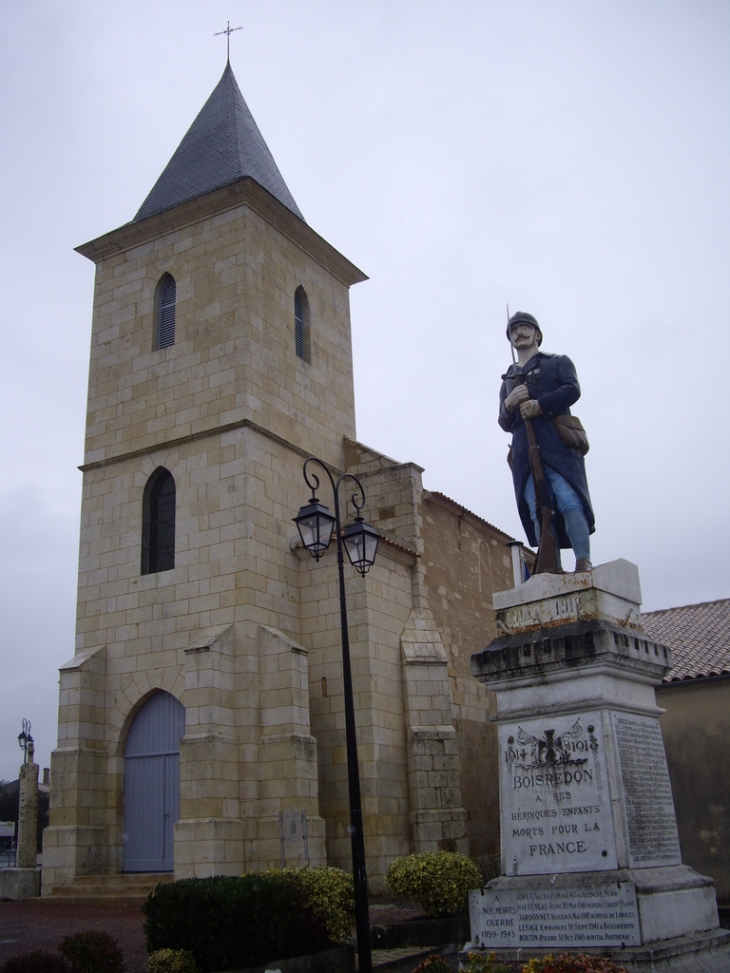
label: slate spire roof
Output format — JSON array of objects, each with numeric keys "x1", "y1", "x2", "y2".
[{"x1": 134, "y1": 62, "x2": 304, "y2": 223}]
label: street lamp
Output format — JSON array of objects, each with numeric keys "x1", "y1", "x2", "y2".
[
  {"x1": 293, "y1": 457, "x2": 379, "y2": 973},
  {"x1": 17, "y1": 719, "x2": 33, "y2": 764}
]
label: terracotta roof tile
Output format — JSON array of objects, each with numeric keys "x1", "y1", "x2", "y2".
[
  {"x1": 425, "y1": 491, "x2": 524, "y2": 544},
  {"x1": 641, "y1": 599, "x2": 730, "y2": 682}
]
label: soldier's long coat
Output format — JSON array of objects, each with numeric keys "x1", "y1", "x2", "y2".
[{"x1": 499, "y1": 352, "x2": 595, "y2": 549}]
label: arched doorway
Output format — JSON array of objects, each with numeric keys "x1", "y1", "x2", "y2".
[{"x1": 123, "y1": 691, "x2": 185, "y2": 872}]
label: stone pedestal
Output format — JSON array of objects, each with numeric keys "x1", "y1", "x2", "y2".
[
  {"x1": 0, "y1": 759, "x2": 41, "y2": 899},
  {"x1": 16, "y1": 760, "x2": 39, "y2": 869},
  {"x1": 0, "y1": 867, "x2": 41, "y2": 899},
  {"x1": 467, "y1": 560, "x2": 730, "y2": 969}
]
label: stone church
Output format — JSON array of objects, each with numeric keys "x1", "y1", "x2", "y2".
[{"x1": 42, "y1": 63, "x2": 527, "y2": 895}]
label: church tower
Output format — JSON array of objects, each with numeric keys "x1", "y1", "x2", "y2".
[
  {"x1": 43, "y1": 62, "x2": 369, "y2": 888},
  {"x1": 44, "y1": 60, "x2": 514, "y2": 898}
]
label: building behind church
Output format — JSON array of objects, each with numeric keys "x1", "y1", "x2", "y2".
[
  {"x1": 646, "y1": 599, "x2": 730, "y2": 913},
  {"x1": 42, "y1": 64, "x2": 526, "y2": 895}
]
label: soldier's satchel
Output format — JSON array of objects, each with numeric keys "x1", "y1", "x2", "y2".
[{"x1": 554, "y1": 415, "x2": 589, "y2": 455}]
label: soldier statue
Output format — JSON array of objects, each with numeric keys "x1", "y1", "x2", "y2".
[{"x1": 499, "y1": 311, "x2": 595, "y2": 573}]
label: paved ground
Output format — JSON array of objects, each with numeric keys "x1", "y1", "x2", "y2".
[
  {"x1": 0, "y1": 897, "x2": 427, "y2": 972},
  {"x1": 0, "y1": 901, "x2": 149, "y2": 970}
]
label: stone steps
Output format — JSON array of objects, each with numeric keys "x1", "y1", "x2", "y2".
[{"x1": 38, "y1": 872, "x2": 174, "y2": 906}]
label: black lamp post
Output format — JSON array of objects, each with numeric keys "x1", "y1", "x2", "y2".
[
  {"x1": 17, "y1": 719, "x2": 33, "y2": 764},
  {"x1": 293, "y1": 457, "x2": 379, "y2": 973}
]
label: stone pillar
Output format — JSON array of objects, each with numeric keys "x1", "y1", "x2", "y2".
[
  {"x1": 42, "y1": 645, "x2": 109, "y2": 892},
  {"x1": 16, "y1": 756, "x2": 39, "y2": 869},
  {"x1": 250, "y1": 624, "x2": 326, "y2": 869},
  {"x1": 467, "y1": 560, "x2": 730, "y2": 969},
  {"x1": 401, "y1": 607, "x2": 468, "y2": 854},
  {"x1": 175, "y1": 625, "x2": 243, "y2": 879},
  {"x1": 0, "y1": 747, "x2": 41, "y2": 899}
]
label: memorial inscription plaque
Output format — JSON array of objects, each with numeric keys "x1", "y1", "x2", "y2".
[
  {"x1": 469, "y1": 883, "x2": 641, "y2": 949},
  {"x1": 499, "y1": 711, "x2": 617, "y2": 874},
  {"x1": 612, "y1": 713, "x2": 681, "y2": 867}
]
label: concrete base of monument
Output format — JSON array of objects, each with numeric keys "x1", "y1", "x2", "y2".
[
  {"x1": 0, "y1": 866, "x2": 41, "y2": 900},
  {"x1": 459, "y1": 929, "x2": 730, "y2": 973},
  {"x1": 468, "y1": 559, "x2": 727, "y2": 970},
  {"x1": 491, "y1": 558, "x2": 645, "y2": 634},
  {"x1": 468, "y1": 867, "x2": 721, "y2": 953}
]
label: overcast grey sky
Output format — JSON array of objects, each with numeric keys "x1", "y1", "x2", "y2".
[{"x1": 0, "y1": 1, "x2": 728, "y2": 781}]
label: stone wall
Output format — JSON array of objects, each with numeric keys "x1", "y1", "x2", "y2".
[
  {"x1": 79, "y1": 182, "x2": 360, "y2": 471},
  {"x1": 656, "y1": 676, "x2": 730, "y2": 907},
  {"x1": 420, "y1": 493, "x2": 517, "y2": 859}
]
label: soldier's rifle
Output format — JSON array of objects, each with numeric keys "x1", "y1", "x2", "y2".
[{"x1": 507, "y1": 306, "x2": 560, "y2": 575}]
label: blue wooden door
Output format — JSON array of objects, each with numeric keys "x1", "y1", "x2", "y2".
[{"x1": 123, "y1": 692, "x2": 185, "y2": 872}]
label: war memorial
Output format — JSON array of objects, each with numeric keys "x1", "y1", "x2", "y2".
[{"x1": 465, "y1": 316, "x2": 730, "y2": 970}]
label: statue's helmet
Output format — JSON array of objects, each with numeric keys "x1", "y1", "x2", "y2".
[{"x1": 507, "y1": 311, "x2": 542, "y2": 346}]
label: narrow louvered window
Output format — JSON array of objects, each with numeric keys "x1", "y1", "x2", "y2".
[
  {"x1": 142, "y1": 468, "x2": 176, "y2": 574},
  {"x1": 294, "y1": 286, "x2": 310, "y2": 361},
  {"x1": 156, "y1": 274, "x2": 176, "y2": 349}
]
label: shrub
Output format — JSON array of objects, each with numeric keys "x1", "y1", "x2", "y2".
[
  {"x1": 411, "y1": 954, "x2": 453, "y2": 973},
  {"x1": 142, "y1": 874, "x2": 299, "y2": 972},
  {"x1": 0, "y1": 952, "x2": 71, "y2": 973},
  {"x1": 59, "y1": 931, "x2": 125, "y2": 973},
  {"x1": 143, "y1": 868, "x2": 355, "y2": 970},
  {"x1": 522, "y1": 956, "x2": 628, "y2": 973},
  {"x1": 386, "y1": 851, "x2": 482, "y2": 917},
  {"x1": 463, "y1": 951, "x2": 521, "y2": 973},
  {"x1": 463, "y1": 952, "x2": 628, "y2": 973},
  {"x1": 147, "y1": 949, "x2": 199, "y2": 973},
  {"x1": 262, "y1": 866, "x2": 355, "y2": 951}
]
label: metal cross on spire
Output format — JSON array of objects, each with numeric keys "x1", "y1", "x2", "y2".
[{"x1": 214, "y1": 21, "x2": 243, "y2": 62}]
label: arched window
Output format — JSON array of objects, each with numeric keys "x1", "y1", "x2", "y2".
[
  {"x1": 142, "y1": 468, "x2": 176, "y2": 574},
  {"x1": 294, "y1": 286, "x2": 310, "y2": 362},
  {"x1": 155, "y1": 274, "x2": 176, "y2": 349}
]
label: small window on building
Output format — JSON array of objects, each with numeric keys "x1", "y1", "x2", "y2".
[
  {"x1": 294, "y1": 286, "x2": 310, "y2": 362},
  {"x1": 142, "y1": 467, "x2": 176, "y2": 574},
  {"x1": 155, "y1": 274, "x2": 176, "y2": 349}
]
